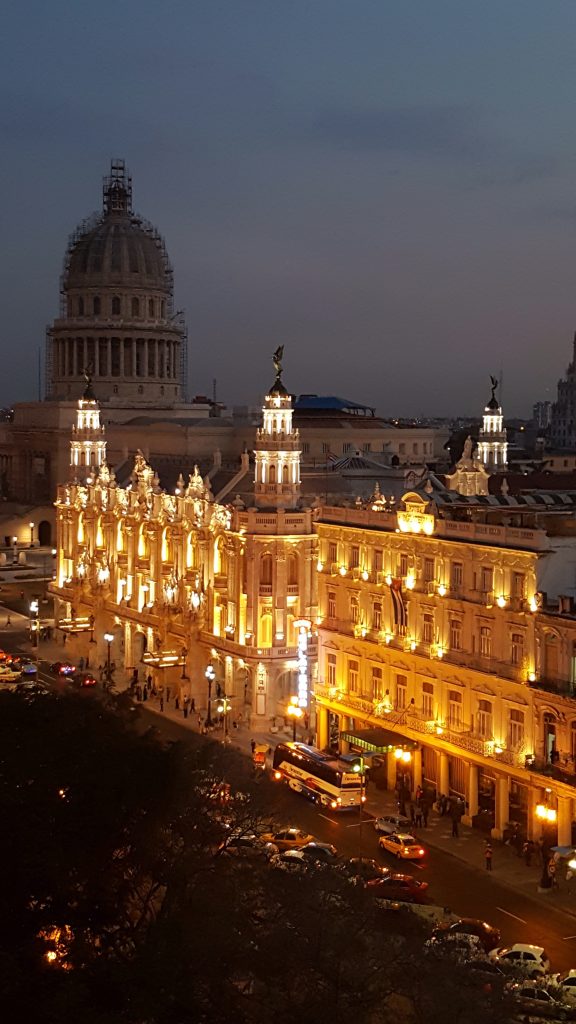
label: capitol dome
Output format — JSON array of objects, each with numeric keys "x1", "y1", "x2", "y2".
[
  {"x1": 64, "y1": 163, "x2": 171, "y2": 293},
  {"x1": 47, "y1": 160, "x2": 186, "y2": 407}
]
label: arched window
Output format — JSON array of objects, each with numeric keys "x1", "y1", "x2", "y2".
[
  {"x1": 131, "y1": 297, "x2": 140, "y2": 317},
  {"x1": 148, "y1": 299, "x2": 154, "y2": 318},
  {"x1": 112, "y1": 296, "x2": 121, "y2": 316},
  {"x1": 544, "y1": 632, "x2": 560, "y2": 679},
  {"x1": 78, "y1": 297, "x2": 84, "y2": 316},
  {"x1": 282, "y1": 464, "x2": 289, "y2": 483},
  {"x1": 269, "y1": 464, "x2": 276, "y2": 484},
  {"x1": 186, "y1": 532, "x2": 197, "y2": 568},
  {"x1": 259, "y1": 613, "x2": 272, "y2": 648},
  {"x1": 93, "y1": 296, "x2": 101, "y2": 316}
]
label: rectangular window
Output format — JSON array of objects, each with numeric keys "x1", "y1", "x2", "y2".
[
  {"x1": 481, "y1": 567, "x2": 493, "y2": 594},
  {"x1": 422, "y1": 681, "x2": 434, "y2": 719},
  {"x1": 372, "y1": 601, "x2": 382, "y2": 631},
  {"x1": 396, "y1": 673, "x2": 407, "y2": 710},
  {"x1": 351, "y1": 545, "x2": 360, "y2": 568},
  {"x1": 448, "y1": 690, "x2": 463, "y2": 729},
  {"x1": 373, "y1": 548, "x2": 383, "y2": 572},
  {"x1": 451, "y1": 562, "x2": 463, "y2": 590},
  {"x1": 422, "y1": 613, "x2": 434, "y2": 644},
  {"x1": 350, "y1": 598, "x2": 359, "y2": 624},
  {"x1": 328, "y1": 542, "x2": 337, "y2": 564},
  {"x1": 511, "y1": 632, "x2": 524, "y2": 667},
  {"x1": 508, "y1": 708, "x2": 525, "y2": 750},
  {"x1": 342, "y1": 442, "x2": 352, "y2": 453},
  {"x1": 371, "y1": 666, "x2": 383, "y2": 700},
  {"x1": 399, "y1": 442, "x2": 406, "y2": 455},
  {"x1": 399, "y1": 553, "x2": 408, "y2": 577},
  {"x1": 322, "y1": 443, "x2": 330, "y2": 454},
  {"x1": 449, "y1": 619, "x2": 462, "y2": 651},
  {"x1": 348, "y1": 659, "x2": 359, "y2": 693},
  {"x1": 327, "y1": 654, "x2": 337, "y2": 687},
  {"x1": 512, "y1": 573, "x2": 525, "y2": 600},
  {"x1": 477, "y1": 699, "x2": 492, "y2": 739},
  {"x1": 301, "y1": 441, "x2": 310, "y2": 454},
  {"x1": 363, "y1": 442, "x2": 371, "y2": 453},
  {"x1": 479, "y1": 625, "x2": 492, "y2": 658},
  {"x1": 423, "y1": 558, "x2": 435, "y2": 583},
  {"x1": 327, "y1": 591, "x2": 336, "y2": 619}
]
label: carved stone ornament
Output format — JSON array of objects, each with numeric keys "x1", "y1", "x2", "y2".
[{"x1": 185, "y1": 465, "x2": 205, "y2": 499}]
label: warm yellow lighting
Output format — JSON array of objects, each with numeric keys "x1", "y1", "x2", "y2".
[
  {"x1": 437, "y1": 646, "x2": 444, "y2": 660},
  {"x1": 394, "y1": 748, "x2": 403, "y2": 760},
  {"x1": 494, "y1": 745, "x2": 503, "y2": 755},
  {"x1": 385, "y1": 574, "x2": 392, "y2": 586},
  {"x1": 528, "y1": 672, "x2": 536, "y2": 683},
  {"x1": 410, "y1": 639, "x2": 416, "y2": 651},
  {"x1": 317, "y1": 561, "x2": 324, "y2": 572},
  {"x1": 405, "y1": 573, "x2": 415, "y2": 590},
  {"x1": 385, "y1": 633, "x2": 392, "y2": 645},
  {"x1": 529, "y1": 597, "x2": 538, "y2": 612},
  {"x1": 339, "y1": 565, "x2": 347, "y2": 576},
  {"x1": 535, "y1": 803, "x2": 557, "y2": 823},
  {"x1": 435, "y1": 724, "x2": 444, "y2": 736},
  {"x1": 401, "y1": 750, "x2": 412, "y2": 763},
  {"x1": 496, "y1": 595, "x2": 507, "y2": 609},
  {"x1": 437, "y1": 583, "x2": 447, "y2": 597},
  {"x1": 361, "y1": 569, "x2": 369, "y2": 581}
]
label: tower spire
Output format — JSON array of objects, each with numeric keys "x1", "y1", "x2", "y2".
[
  {"x1": 70, "y1": 371, "x2": 107, "y2": 481},
  {"x1": 253, "y1": 348, "x2": 301, "y2": 509},
  {"x1": 103, "y1": 158, "x2": 132, "y2": 215},
  {"x1": 477, "y1": 375, "x2": 508, "y2": 473}
]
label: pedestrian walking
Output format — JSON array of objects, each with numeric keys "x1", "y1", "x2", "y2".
[
  {"x1": 485, "y1": 843, "x2": 493, "y2": 871},
  {"x1": 191, "y1": 697, "x2": 195, "y2": 712},
  {"x1": 136, "y1": 685, "x2": 142, "y2": 702},
  {"x1": 251, "y1": 738, "x2": 256, "y2": 754},
  {"x1": 523, "y1": 840, "x2": 534, "y2": 867},
  {"x1": 197, "y1": 713, "x2": 202, "y2": 728},
  {"x1": 146, "y1": 674, "x2": 152, "y2": 690},
  {"x1": 79, "y1": 656, "x2": 85, "y2": 671},
  {"x1": 175, "y1": 696, "x2": 180, "y2": 711},
  {"x1": 143, "y1": 688, "x2": 147, "y2": 702},
  {"x1": 166, "y1": 686, "x2": 171, "y2": 702},
  {"x1": 414, "y1": 807, "x2": 423, "y2": 829},
  {"x1": 409, "y1": 802, "x2": 416, "y2": 826},
  {"x1": 183, "y1": 696, "x2": 189, "y2": 719},
  {"x1": 159, "y1": 697, "x2": 164, "y2": 712}
]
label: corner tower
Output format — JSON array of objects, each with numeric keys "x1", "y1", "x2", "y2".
[
  {"x1": 477, "y1": 375, "x2": 508, "y2": 472},
  {"x1": 254, "y1": 347, "x2": 301, "y2": 509},
  {"x1": 70, "y1": 372, "x2": 107, "y2": 481}
]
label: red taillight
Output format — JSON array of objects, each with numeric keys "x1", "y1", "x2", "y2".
[
  {"x1": 274, "y1": 771, "x2": 281, "y2": 780},
  {"x1": 418, "y1": 849, "x2": 424, "y2": 856},
  {"x1": 331, "y1": 800, "x2": 337, "y2": 809}
]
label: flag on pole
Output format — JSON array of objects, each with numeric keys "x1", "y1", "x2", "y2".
[{"x1": 390, "y1": 578, "x2": 407, "y2": 629}]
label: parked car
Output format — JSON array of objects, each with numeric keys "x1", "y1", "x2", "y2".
[
  {"x1": 260, "y1": 828, "x2": 315, "y2": 850},
  {"x1": 20, "y1": 663, "x2": 38, "y2": 678},
  {"x1": 14, "y1": 681, "x2": 49, "y2": 698},
  {"x1": 489, "y1": 943, "x2": 550, "y2": 977},
  {"x1": 552, "y1": 970, "x2": 576, "y2": 1004},
  {"x1": 433, "y1": 918, "x2": 501, "y2": 953},
  {"x1": 0, "y1": 665, "x2": 22, "y2": 682},
  {"x1": 338, "y1": 858, "x2": 390, "y2": 884},
  {"x1": 378, "y1": 833, "x2": 426, "y2": 861},
  {"x1": 373, "y1": 814, "x2": 412, "y2": 835},
  {"x1": 219, "y1": 833, "x2": 278, "y2": 860},
  {"x1": 507, "y1": 981, "x2": 571, "y2": 1019},
  {"x1": 368, "y1": 873, "x2": 429, "y2": 904},
  {"x1": 269, "y1": 849, "x2": 312, "y2": 872},
  {"x1": 50, "y1": 662, "x2": 76, "y2": 677},
  {"x1": 298, "y1": 841, "x2": 338, "y2": 864}
]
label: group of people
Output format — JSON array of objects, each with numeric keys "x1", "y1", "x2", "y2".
[
  {"x1": 436, "y1": 792, "x2": 466, "y2": 837},
  {"x1": 408, "y1": 785, "x2": 430, "y2": 829}
]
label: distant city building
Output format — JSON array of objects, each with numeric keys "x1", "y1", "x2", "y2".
[
  {"x1": 533, "y1": 401, "x2": 552, "y2": 431},
  {"x1": 477, "y1": 377, "x2": 508, "y2": 472},
  {"x1": 551, "y1": 334, "x2": 576, "y2": 449}
]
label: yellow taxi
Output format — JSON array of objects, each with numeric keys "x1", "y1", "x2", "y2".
[
  {"x1": 378, "y1": 833, "x2": 426, "y2": 861},
  {"x1": 260, "y1": 827, "x2": 315, "y2": 850}
]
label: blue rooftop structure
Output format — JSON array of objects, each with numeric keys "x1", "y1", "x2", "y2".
[{"x1": 295, "y1": 394, "x2": 375, "y2": 416}]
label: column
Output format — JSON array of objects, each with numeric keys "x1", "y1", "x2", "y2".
[
  {"x1": 316, "y1": 705, "x2": 329, "y2": 750},
  {"x1": 438, "y1": 751, "x2": 449, "y2": 797},
  {"x1": 463, "y1": 763, "x2": 478, "y2": 826},
  {"x1": 492, "y1": 775, "x2": 509, "y2": 840},
  {"x1": 557, "y1": 795, "x2": 572, "y2": 849},
  {"x1": 339, "y1": 715, "x2": 350, "y2": 753},
  {"x1": 387, "y1": 752, "x2": 398, "y2": 791},
  {"x1": 527, "y1": 788, "x2": 543, "y2": 841},
  {"x1": 412, "y1": 747, "x2": 422, "y2": 793}
]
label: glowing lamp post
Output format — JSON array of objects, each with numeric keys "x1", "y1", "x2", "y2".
[
  {"x1": 29, "y1": 522, "x2": 35, "y2": 548},
  {"x1": 287, "y1": 696, "x2": 303, "y2": 742},
  {"x1": 352, "y1": 756, "x2": 367, "y2": 852},
  {"x1": 216, "y1": 696, "x2": 232, "y2": 742},
  {"x1": 104, "y1": 632, "x2": 114, "y2": 688},
  {"x1": 205, "y1": 664, "x2": 215, "y2": 727}
]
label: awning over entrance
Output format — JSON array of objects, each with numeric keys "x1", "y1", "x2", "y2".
[{"x1": 340, "y1": 728, "x2": 419, "y2": 753}]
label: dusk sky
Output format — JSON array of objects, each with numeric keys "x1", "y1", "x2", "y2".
[{"x1": 4, "y1": 1, "x2": 576, "y2": 417}]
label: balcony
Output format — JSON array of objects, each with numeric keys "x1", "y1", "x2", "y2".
[
  {"x1": 528, "y1": 676, "x2": 575, "y2": 698},
  {"x1": 526, "y1": 754, "x2": 576, "y2": 790}
]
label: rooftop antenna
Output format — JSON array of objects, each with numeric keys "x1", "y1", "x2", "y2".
[{"x1": 212, "y1": 378, "x2": 217, "y2": 405}]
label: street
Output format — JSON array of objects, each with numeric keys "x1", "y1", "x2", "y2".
[{"x1": 7, "y1": 610, "x2": 576, "y2": 979}]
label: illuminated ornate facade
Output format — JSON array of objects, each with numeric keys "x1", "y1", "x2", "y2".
[
  {"x1": 52, "y1": 355, "x2": 317, "y2": 725},
  {"x1": 69, "y1": 377, "x2": 107, "y2": 481},
  {"x1": 477, "y1": 376, "x2": 508, "y2": 472},
  {"x1": 315, "y1": 492, "x2": 576, "y2": 844}
]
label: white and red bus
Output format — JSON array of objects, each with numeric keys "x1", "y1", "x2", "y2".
[{"x1": 272, "y1": 742, "x2": 365, "y2": 811}]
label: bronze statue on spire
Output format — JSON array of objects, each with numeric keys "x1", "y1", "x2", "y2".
[
  {"x1": 490, "y1": 375, "x2": 498, "y2": 402},
  {"x1": 273, "y1": 345, "x2": 284, "y2": 380}
]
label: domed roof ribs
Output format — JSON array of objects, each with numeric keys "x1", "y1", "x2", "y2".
[{"x1": 103, "y1": 158, "x2": 132, "y2": 215}]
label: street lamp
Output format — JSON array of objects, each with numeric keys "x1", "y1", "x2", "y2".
[
  {"x1": 216, "y1": 695, "x2": 232, "y2": 742},
  {"x1": 352, "y1": 756, "x2": 367, "y2": 854},
  {"x1": 29, "y1": 522, "x2": 35, "y2": 548},
  {"x1": 89, "y1": 614, "x2": 96, "y2": 644},
  {"x1": 205, "y1": 664, "x2": 215, "y2": 726},
  {"x1": 104, "y1": 632, "x2": 114, "y2": 688},
  {"x1": 180, "y1": 646, "x2": 188, "y2": 680},
  {"x1": 29, "y1": 598, "x2": 39, "y2": 648},
  {"x1": 286, "y1": 695, "x2": 303, "y2": 742}
]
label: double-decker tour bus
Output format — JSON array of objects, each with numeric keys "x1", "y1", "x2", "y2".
[{"x1": 272, "y1": 742, "x2": 365, "y2": 810}]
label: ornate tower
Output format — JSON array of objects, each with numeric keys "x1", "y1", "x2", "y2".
[
  {"x1": 70, "y1": 374, "x2": 107, "y2": 480},
  {"x1": 47, "y1": 159, "x2": 186, "y2": 406},
  {"x1": 253, "y1": 347, "x2": 301, "y2": 509},
  {"x1": 477, "y1": 376, "x2": 508, "y2": 472}
]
